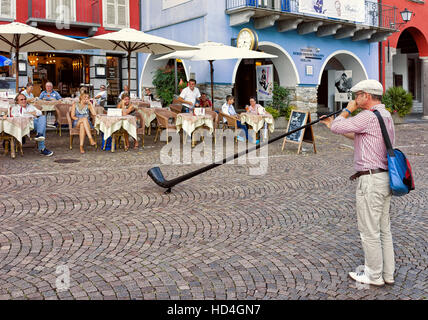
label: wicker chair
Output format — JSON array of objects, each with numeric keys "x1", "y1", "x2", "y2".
[
  {"x1": 135, "y1": 111, "x2": 145, "y2": 148},
  {"x1": 154, "y1": 109, "x2": 177, "y2": 144},
  {"x1": 65, "y1": 107, "x2": 98, "y2": 150},
  {"x1": 54, "y1": 103, "x2": 71, "y2": 136},
  {"x1": 169, "y1": 104, "x2": 183, "y2": 114},
  {"x1": 218, "y1": 111, "x2": 241, "y2": 142}
]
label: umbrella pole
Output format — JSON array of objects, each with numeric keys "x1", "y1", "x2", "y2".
[
  {"x1": 15, "y1": 46, "x2": 20, "y2": 95},
  {"x1": 127, "y1": 50, "x2": 131, "y2": 92},
  {"x1": 174, "y1": 59, "x2": 178, "y2": 95},
  {"x1": 209, "y1": 60, "x2": 214, "y2": 108}
]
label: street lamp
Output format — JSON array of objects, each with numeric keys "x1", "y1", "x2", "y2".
[
  {"x1": 393, "y1": 8, "x2": 414, "y2": 29},
  {"x1": 400, "y1": 8, "x2": 413, "y2": 23}
]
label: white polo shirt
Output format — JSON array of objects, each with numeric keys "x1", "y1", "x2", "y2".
[
  {"x1": 10, "y1": 104, "x2": 42, "y2": 117},
  {"x1": 179, "y1": 86, "x2": 201, "y2": 108}
]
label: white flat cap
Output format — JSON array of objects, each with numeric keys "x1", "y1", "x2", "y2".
[{"x1": 350, "y1": 79, "x2": 383, "y2": 95}]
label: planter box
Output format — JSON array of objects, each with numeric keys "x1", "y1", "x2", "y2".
[
  {"x1": 275, "y1": 116, "x2": 288, "y2": 129},
  {"x1": 392, "y1": 113, "x2": 405, "y2": 124}
]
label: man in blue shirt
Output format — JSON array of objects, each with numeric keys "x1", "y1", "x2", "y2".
[{"x1": 39, "y1": 82, "x2": 62, "y2": 100}]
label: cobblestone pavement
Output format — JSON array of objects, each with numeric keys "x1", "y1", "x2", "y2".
[{"x1": 0, "y1": 121, "x2": 427, "y2": 300}]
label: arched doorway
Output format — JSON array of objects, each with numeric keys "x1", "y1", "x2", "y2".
[
  {"x1": 140, "y1": 55, "x2": 188, "y2": 97},
  {"x1": 318, "y1": 51, "x2": 368, "y2": 114},
  {"x1": 393, "y1": 29, "x2": 424, "y2": 113},
  {"x1": 232, "y1": 42, "x2": 298, "y2": 110}
]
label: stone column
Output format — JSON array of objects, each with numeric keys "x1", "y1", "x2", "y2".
[
  {"x1": 422, "y1": 57, "x2": 428, "y2": 119},
  {"x1": 291, "y1": 85, "x2": 319, "y2": 119}
]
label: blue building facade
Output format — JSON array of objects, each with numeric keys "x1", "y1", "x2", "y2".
[{"x1": 138, "y1": 0, "x2": 396, "y2": 115}]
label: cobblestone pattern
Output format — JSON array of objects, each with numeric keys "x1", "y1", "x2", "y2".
[{"x1": 0, "y1": 122, "x2": 427, "y2": 300}]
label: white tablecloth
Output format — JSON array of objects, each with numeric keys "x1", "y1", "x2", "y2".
[
  {"x1": 239, "y1": 112, "x2": 275, "y2": 133},
  {"x1": 176, "y1": 113, "x2": 214, "y2": 137},
  {"x1": 0, "y1": 116, "x2": 34, "y2": 144},
  {"x1": 94, "y1": 115, "x2": 137, "y2": 140}
]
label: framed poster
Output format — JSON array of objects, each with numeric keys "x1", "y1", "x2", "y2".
[
  {"x1": 335, "y1": 70, "x2": 353, "y2": 102},
  {"x1": 256, "y1": 64, "x2": 273, "y2": 101}
]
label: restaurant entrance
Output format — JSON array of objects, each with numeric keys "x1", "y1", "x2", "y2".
[
  {"x1": 106, "y1": 55, "x2": 122, "y2": 105},
  {"x1": 28, "y1": 53, "x2": 89, "y2": 97}
]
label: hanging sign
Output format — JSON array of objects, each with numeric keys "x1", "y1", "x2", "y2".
[
  {"x1": 256, "y1": 64, "x2": 274, "y2": 101},
  {"x1": 299, "y1": 0, "x2": 366, "y2": 23},
  {"x1": 334, "y1": 70, "x2": 353, "y2": 102}
]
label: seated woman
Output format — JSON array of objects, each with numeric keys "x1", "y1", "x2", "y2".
[
  {"x1": 71, "y1": 93, "x2": 97, "y2": 154},
  {"x1": 117, "y1": 93, "x2": 138, "y2": 150},
  {"x1": 246, "y1": 96, "x2": 266, "y2": 115}
]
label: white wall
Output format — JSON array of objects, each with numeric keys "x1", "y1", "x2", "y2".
[{"x1": 393, "y1": 52, "x2": 409, "y2": 92}]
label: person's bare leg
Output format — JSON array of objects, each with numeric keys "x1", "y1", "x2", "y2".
[
  {"x1": 79, "y1": 122, "x2": 85, "y2": 154},
  {"x1": 82, "y1": 118, "x2": 96, "y2": 145}
]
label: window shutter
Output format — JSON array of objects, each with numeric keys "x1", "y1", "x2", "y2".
[
  {"x1": 106, "y1": 0, "x2": 116, "y2": 26},
  {"x1": 63, "y1": 0, "x2": 74, "y2": 21},
  {"x1": 117, "y1": 0, "x2": 127, "y2": 27},
  {"x1": 48, "y1": 0, "x2": 60, "y2": 19},
  {"x1": 1, "y1": 0, "x2": 12, "y2": 17}
]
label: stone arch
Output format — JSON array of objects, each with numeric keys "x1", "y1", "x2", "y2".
[
  {"x1": 318, "y1": 50, "x2": 368, "y2": 85},
  {"x1": 231, "y1": 41, "x2": 299, "y2": 86},
  {"x1": 317, "y1": 50, "x2": 368, "y2": 113},
  {"x1": 139, "y1": 54, "x2": 190, "y2": 97},
  {"x1": 396, "y1": 26, "x2": 428, "y2": 57}
]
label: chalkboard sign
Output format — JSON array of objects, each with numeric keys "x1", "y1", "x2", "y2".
[
  {"x1": 282, "y1": 110, "x2": 317, "y2": 154},
  {"x1": 285, "y1": 111, "x2": 308, "y2": 143}
]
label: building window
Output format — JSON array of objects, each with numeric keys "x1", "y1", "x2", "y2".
[
  {"x1": 46, "y1": 0, "x2": 76, "y2": 22},
  {"x1": 104, "y1": 0, "x2": 129, "y2": 28},
  {"x1": 0, "y1": 0, "x2": 16, "y2": 19}
]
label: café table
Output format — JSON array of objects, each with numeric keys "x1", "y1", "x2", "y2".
[
  {"x1": 0, "y1": 116, "x2": 34, "y2": 158},
  {"x1": 239, "y1": 112, "x2": 275, "y2": 141},
  {"x1": 137, "y1": 107, "x2": 157, "y2": 135},
  {"x1": 175, "y1": 113, "x2": 215, "y2": 147},
  {"x1": 94, "y1": 114, "x2": 137, "y2": 152}
]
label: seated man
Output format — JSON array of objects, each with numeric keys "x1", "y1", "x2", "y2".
[
  {"x1": 39, "y1": 82, "x2": 62, "y2": 100},
  {"x1": 95, "y1": 85, "x2": 108, "y2": 107},
  {"x1": 221, "y1": 95, "x2": 259, "y2": 144},
  {"x1": 10, "y1": 94, "x2": 54, "y2": 156},
  {"x1": 199, "y1": 92, "x2": 213, "y2": 109}
]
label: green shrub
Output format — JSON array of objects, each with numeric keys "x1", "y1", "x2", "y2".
[
  {"x1": 382, "y1": 87, "x2": 413, "y2": 118},
  {"x1": 152, "y1": 67, "x2": 186, "y2": 106},
  {"x1": 265, "y1": 106, "x2": 280, "y2": 119},
  {"x1": 265, "y1": 82, "x2": 292, "y2": 119}
]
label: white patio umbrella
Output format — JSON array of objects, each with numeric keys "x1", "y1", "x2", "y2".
[
  {"x1": 155, "y1": 41, "x2": 278, "y2": 105},
  {"x1": 0, "y1": 22, "x2": 96, "y2": 92},
  {"x1": 83, "y1": 28, "x2": 199, "y2": 90}
]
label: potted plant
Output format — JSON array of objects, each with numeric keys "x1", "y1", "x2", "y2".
[
  {"x1": 152, "y1": 67, "x2": 186, "y2": 106},
  {"x1": 265, "y1": 82, "x2": 291, "y2": 129},
  {"x1": 382, "y1": 87, "x2": 413, "y2": 124}
]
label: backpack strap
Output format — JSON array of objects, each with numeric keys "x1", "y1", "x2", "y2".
[{"x1": 373, "y1": 110, "x2": 395, "y2": 157}]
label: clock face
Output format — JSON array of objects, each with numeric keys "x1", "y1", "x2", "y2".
[{"x1": 237, "y1": 29, "x2": 257, "y2": 50}]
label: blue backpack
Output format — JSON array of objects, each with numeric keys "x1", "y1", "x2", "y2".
[{"x1": 373, "y1": 110, "x2": 415, "y2": 196}]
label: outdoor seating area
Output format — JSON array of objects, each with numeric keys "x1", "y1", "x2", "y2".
[{"x1": 0, "y1": 97, "x2": 275, "y2": 158}]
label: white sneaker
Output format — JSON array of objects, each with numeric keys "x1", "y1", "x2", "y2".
[
  {"x1": 348, "y1": 271, "x2": 385, "y2": 287},
  {"x1": 384, "y1": 278, "x2": 395, "y2": 285}
]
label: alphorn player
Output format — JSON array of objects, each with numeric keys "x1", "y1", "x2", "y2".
[{"x1": 321, "y1": 79, "x2": 395, "y2": 287}]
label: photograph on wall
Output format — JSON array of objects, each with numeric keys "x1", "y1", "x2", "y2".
[
  {"x1": 299, "y1": 0, "x2": 366, "y2": 23},
  {"x1": 256, "y1": 64, "x2": 273, "y2": 101},
  {"x1": 335, "y1": 70, "x2": 353, "y2": 102}
]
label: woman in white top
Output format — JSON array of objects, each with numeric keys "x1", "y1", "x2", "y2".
[
  {"x1": 21, "y1": 83, "x2": 34, "y2": 101},
  {"x1": 246, "y1": 96, "x2": 266, "y2": 115}
]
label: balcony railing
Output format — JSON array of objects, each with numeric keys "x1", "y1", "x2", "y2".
[
  {"x1": 28, "y1": 0, "x2": 101, "y2": 26},
  {"x1": 226, "y1": 0, "x2": 397, "y2": 30}
]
